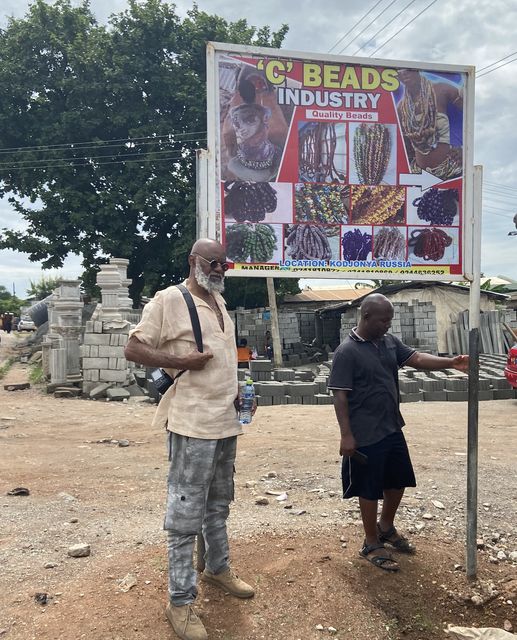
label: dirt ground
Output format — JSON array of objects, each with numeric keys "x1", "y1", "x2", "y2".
[{"x1": 1, "y1": 334, "x2": 516, "y2": 640}]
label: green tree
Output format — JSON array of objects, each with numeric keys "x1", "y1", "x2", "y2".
[
  {"x1": 224, "y1": 277, "x2": 300, "y2": 310},
  {"x1": 0, "y1": 0, "x2": 288, "y2": 304},
  {"x1": 0, "y1": 285, "x2": 23, "y2": 315},
  {"x1": 26, "y1": 274, "x2": 62, "y2": 299}
]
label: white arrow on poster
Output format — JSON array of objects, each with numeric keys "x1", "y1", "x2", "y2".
[{"x1": 399, "y1": 170, "x2": 442, "y2": 191}]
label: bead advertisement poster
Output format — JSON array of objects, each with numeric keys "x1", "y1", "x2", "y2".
[{"x1": 207, "y1": 43, "x2": 474, "y2": 280}]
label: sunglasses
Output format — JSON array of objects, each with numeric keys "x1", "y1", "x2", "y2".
[{"x1": 194, "y1": 254, "x2": 230, "y2": 272}]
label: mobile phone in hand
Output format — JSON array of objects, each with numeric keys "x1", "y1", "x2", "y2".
[{"x1": 351, "y1": 450, "x2": 368, "y2": 465}]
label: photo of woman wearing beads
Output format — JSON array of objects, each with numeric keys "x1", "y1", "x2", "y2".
[
  {"x1": 396, "y1": 69, "x2": 464, "y2": 181},
  {"x1": 219, "y1": 57, "x2": 295, "y2": 182}
]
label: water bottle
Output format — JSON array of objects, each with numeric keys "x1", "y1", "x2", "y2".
[{"x1": 239, "y1": 378, "x2": 255, "y2": 424}]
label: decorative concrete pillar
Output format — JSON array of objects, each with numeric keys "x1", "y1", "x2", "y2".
[
  {"x1": 109, "y1": 258, "x2": 133, "y2": 314},
  {"x1": 96, "y1": 264, "x2": 122, "y2": 320},
  {"x1": 53, "y1": 280, "x2": 83, "y2": 381}
]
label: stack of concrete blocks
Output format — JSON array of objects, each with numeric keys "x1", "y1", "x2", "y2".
[
  {"x1": 339, "y1": 301, "x2": 437, "y2": 353},
  {"x1": 298, "y1": 311, "x2": 316, "y2": 343},
  {"x1": 80, "y1": 258, "x2": 134, "y2": 397},
  {"x1": 42, "y1": 280, "x2": 83, "y2": 388},
  {"x1": 398, "y1": 353, "x2": 515, "y2": 402},
  {"x1": 229, "y1": 308, "x2": 305, "y2": 361}
]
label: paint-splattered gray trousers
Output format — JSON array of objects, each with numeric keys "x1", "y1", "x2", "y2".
[{"x1": 165, "y1": 432, "x2": 236, "y2": 606}]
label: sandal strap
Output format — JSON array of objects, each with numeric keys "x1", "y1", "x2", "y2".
[
  {"x1": 377, "y1": 523, "x2": 397, "y2": 539},
  {"x1": 361, "y1": 541, "x2": 386, "y2": 555}
]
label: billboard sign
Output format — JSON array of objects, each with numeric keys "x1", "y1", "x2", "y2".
[{"x1": 206, "y1": 43, "x2": 474, "y2": 281}]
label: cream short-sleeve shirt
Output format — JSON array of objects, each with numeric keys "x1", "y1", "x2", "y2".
[{"x1": 129, "y1": 283, "x2": 242, "y2": 439}]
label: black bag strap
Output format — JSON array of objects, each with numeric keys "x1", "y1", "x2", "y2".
[
  {"x1": 170, "y1": 284, "x2": 203, "y2": 383},
  {"x1": 176, "y1": 284, "x2": 203, "y2": 353}
]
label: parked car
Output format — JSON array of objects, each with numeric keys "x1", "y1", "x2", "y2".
[
  {"x1": 505, "y1": 344, "x2": 517, "y2": 388},
  {"x1": 17, "y1": 316, "x2": 36, "y2": 332}
]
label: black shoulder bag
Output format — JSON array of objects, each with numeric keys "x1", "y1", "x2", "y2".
[{"x1": 149, "y1": 284, "x2": 203, "y2": 395}]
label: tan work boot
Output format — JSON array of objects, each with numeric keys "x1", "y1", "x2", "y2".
[
  {"x1": 200, "y1": 568, "x2": 255, "y2": 598},
  {"x1": 165, "y1": 603, "x2": 208, "y2": 640}
]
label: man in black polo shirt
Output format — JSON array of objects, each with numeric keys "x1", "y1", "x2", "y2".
[{"x1": 328, "y1": 293, "x2": 468, "y2": 572}]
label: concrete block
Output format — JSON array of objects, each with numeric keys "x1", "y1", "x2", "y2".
[
  {"x1": 445, "y1": 378, "x2": 468, "y2": 391},
  {"x1": 256, "y1": 395, "x2": 272, "y2": 406},
  {"x1": 80, "y1": 345, "x2": 91, "y2": 358},
  {"x1": 250, "y1": 360, "x2": 273, "y2": 373},
  {"x1": 478, "y1": 390, "x2": 494, "y2": 401},
  {"x1": 98, "y1": 346, "x2": 126, "y2": 358},
  {"x1": 445, "y1": 390, "x2": 468, "y2": 402},
  {"x1": 109, "y1": 358, "x2": 117, "y2": 369},
  {"x1": 286, "y1": 382, "x2": 317, "y2": 396},
  {"x1": 493, "y1": 388, "x2": 514, "y2": 400},
  {"x1": 83, "y1": 370, "x2": 100, "y2": 382},
  {"x1": 89, "y1": 383, "x2": 112, "y2": 398},
  {"x1": 315, "y1": 394, "x2": 333, "y2": 405},
  {"x1": 99, "y1": 369, "x2": 127, "y2": 383},
  {"x1": 399, "y1": 380, "x2": 421, "y2": 393},
  {"x1": 84, "y1": 333, "x2": 111, "y2": 346},
  {"x1": 421, "y1": 379, "x2": 444, "y2": 392},
  {"x1": 94, "y1": 321, "x2": 103, "y2": 333},
  {"x1": 90, "y1": 346, "x2": 99, "y2": 357},
  {"x1": 272, "y1": 395, "x2": 289, "y2": 405},
  {"x1": 274, "y1": 369, "x2": 296, "y2": 382},
  {"x1": 423, "y1": 390, "x2": 447, "y2": 401},
  {"x1": 400, "y1": 391, "x2": 424, "y2": 403},
  {"x1": 254, "y1": 382, "x2": 287, "y2": 397},
  {"x1": 106, "y1": 387, "x2": 130, "y2": 400},
  {"x1": 82, "y1": 357, "x2": 109, "y2": 369},
  {"x1": 85, "y1": 320, "x2": 95, "y2": 333},
  {"x1": 295, "y1": 370, "x2": 315, "y2": 382},
  {"x1": 301, "y1": 395, "x2": 317, "y2": 405}
]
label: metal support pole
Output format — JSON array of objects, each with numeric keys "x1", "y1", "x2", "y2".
[
  {"x1": 466, "y1": 165, "x2": 482, "y2": 579},
  {"x1": 266, "y1": 277, "x2": 283, "y2": 368}
]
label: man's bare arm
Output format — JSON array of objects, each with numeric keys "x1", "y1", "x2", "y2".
[
  {"x1": 332, "y1": 389, "x2": 357, "y2": 456},
  {"x1": 406, "y1": 352, "x2": 468, "y2": 373},
  {"x1": 124, "y1": 336, "x2": 213, "y2": 371}
]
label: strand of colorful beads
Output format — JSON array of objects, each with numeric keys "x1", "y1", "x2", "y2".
[{"x1": 353, "y1": 123, "x2": 391, "y2": 185}]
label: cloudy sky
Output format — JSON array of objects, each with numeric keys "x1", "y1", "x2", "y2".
[{"x1": 1, "y1": 0, "x2": 516, "y2": 296}]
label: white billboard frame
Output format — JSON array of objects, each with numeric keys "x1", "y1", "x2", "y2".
[{"x1": 207, "y1": 41, "x2": 475, "y2": 282}]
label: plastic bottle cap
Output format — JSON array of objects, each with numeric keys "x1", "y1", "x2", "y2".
[{"x1": 246, "y1": 378, "x2": 253, "y2": 384}]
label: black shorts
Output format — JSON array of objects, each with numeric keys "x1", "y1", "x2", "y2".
[{"x1": 342, "y1": 430, "x2": 416, "y2": 500}]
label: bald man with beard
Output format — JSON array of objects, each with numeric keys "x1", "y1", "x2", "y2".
[
  {"x1": 125, "y1": 239, "x2": 254, "y2": 640},
  {"x1": 328, "y1": 294, "x2": 469, "y2": 572}
]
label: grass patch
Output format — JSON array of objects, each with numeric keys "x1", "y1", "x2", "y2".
[
  {"x1": 28, "y1": 362, "x2": 46, "y2": 385},
  {"x1": 0, "y1": 358, "x2": 14, "y2": 380}
]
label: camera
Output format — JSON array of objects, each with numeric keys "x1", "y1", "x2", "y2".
[{"x1": 149, "y1": 368, "x2": 174, "y2": 395}]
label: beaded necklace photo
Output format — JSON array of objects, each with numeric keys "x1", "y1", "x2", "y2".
[
  {"x1": 353, "y1": 123, "x2": 392, "y2": 185},
  {"x1": 298, "y1": 123, "x2": 346, "y2": 183}
]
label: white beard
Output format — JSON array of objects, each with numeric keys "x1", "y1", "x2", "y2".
[{"x1": 195, "y1": 261, "x2": 225, "y2": 294}]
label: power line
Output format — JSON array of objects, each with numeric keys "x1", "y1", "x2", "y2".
[
  {"x1": 328, "y1": 0, "x2": 385, "y2": 53},
  {"x1": 0, "y1": 153, "x2": 191, "y2": 172},
  {"x1": 371, "y1": 0, "x2": 440, "y2": 56},
  {"x1": 338, "y1": 0, "x2": 399, "y2": 54},
  {"x1": 0, "y1": 136, "x2": 207, "y2": 158},
  {"x1": 476, "y1": 50, "x2": 517, "y2": 73},
  {"x1": 0, "y1": 148, "x2": 197, "y2": 168},
  {"x1": 476, "y1": 56, "x2": 517, "y2": 78},
  {"x1": 483, "y1": 181, "x2": 517, "y2": 193},
  {"x1": 353, "y1": 0, "x2": 420, "y2": 55},
  {"x1": 0, "y1": 131, "x2": 208, "y2": 155}
]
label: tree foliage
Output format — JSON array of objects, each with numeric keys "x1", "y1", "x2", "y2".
[
  {"x1": 26, "y1": 274, "x2": 62, "y2": 299},
  {"x1": 0, "y1": 0, "x2": 289, "y2": 304},
  {"x1": 0, "y1": 285, "x2": 23, "y2": 315}
]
